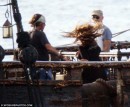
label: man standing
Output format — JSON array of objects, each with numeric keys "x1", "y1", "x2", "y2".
[{"x1": 91, "y1": 10, "x2": 112, "y2": 52}]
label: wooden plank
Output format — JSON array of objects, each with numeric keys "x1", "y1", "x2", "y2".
[{"x1": 1, "y1": 61, "x2": 130, "y2": 68}]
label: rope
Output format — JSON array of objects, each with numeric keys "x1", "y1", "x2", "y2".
[
  {"x1": 29, "y1": 66, "x2": 44, "y2": 107},
  {"x1": 112, "y1": 28, "x2": 130, "y2": 38},
  {"x1": 0, "y1": 3, "x2": 12, "y2": 7},
  {"x1": 57, "y1": 28, "x2": 130, "y2": 48},
  {"x1": 22, "y1": 53, "x2": 44, "y2": 107},
  {"x1": 23, "y1": 65, "x2": 35, "y2": 105}
]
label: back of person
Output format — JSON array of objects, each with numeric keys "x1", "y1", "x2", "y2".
[
  {"x1": 64, "y1": 23, "x2": 108, "y2": 83},
  {"x1": 78, "y1": 42, "x2": 107, "y2": 83},
  {"x1": 78, "y1": 44, "x2": 101, "y2": 61}
]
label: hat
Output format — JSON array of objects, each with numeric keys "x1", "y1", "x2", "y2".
[
  {"x1": 35, "y1": 15, "x2": 46, "y2": 23},
  {"x1": 92, "y1": 10, "x2": 103, "y2": 17},
  {"x1": 29, "y1": 14, "x2": 46, "y2": 25}
]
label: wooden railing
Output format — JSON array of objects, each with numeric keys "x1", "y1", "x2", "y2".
[
  {"x1": 56, "y1": 51, "x2": 130, "y2": 61},
  {"x1": 0, "y1": 60, "x2": 130, "y2": 106},
  {"x1": 3, "y1": 40, "x2": 130, "y2": 55}
]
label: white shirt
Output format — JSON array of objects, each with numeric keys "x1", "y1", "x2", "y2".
[{"x1": 96, "y1": 26, "x2": 105, "y2": 51}]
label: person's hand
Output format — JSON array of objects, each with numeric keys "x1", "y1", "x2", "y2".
[
  {"x1": 58, "y1": 50, "x2": 70, "y2": 61},
  {"x1": 60, "y1": 55, "x2": 71, "y2": 61}
]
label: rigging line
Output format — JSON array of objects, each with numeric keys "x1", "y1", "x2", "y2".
[
  {"x1": 60, "y1": 28, "x2": 130, "y2": 46},
  {"x1": 112, "y1": 29, "x2": 130, "y2": 38},
  {"x1": 29, "y1": 68, "x2": 39, "y2": 106},
  {"x1": 9, "y1": 0, "x2": 15, "y2": 50},
  {"x1": 5, "y1": 0, "x2": 10, "y2": 19},
  {"x1": 0, "y1": 3, "x2": 12, "y2": 6},
  {"x1": 112, "y1": 33, "x2": 124, "y2": 38},
  {"x1": 23, "y1": 65, "x2": 35, "y2": 105},
  {"x1": 112, "y1": 28, "x2": 130, "y2": 35},
  {"x1": 29, "y1": 66, "x2": 44, "y2": 107}
]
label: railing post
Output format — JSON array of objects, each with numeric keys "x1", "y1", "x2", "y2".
[
  {"x1": 116, "y1": 68, "x2": 124, "y2": 107},
  {"x1": 116, "y1": 42, "x2": 122, "y2": 61}
]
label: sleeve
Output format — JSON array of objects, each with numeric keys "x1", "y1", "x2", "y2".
[
  {"x1": 39, "y1": 32, "x2": 50, "y2": 46},
  {"x1": 103, "y1": 27, "x2": 112, "y2": 40}
]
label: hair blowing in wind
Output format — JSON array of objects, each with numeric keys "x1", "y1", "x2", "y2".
[{"x1": 63, "y1": 23, "x2": 102, "y2": 46}]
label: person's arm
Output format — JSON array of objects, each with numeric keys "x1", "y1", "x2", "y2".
[
  {"x1": 39, "y1": 32, "x2": 62, "y2": 58},
  {"x1": 103, "y1": 40, "x2": 111, "y2": 52},
  {"x1": 45, "y1": 44, "x2": 60, "y2": 56},
  {"x1": 45, "y1": 43, "x2": 69, "y2": 61},
  {"x1": 102, "y1": 26, "x2": 112, "y2": 52}
]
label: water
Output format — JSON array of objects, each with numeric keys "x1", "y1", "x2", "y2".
[{"x1": 0, "y1": 0, "x2": 130, "y2": 55}]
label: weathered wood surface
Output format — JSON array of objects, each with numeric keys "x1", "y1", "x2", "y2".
[
  {"x1": 1, "y1": 61, "x2": 130, "y2": 106},
  {"x1": 0, "y1": 79, "x2": 82, "y2": 86},
  {"x1": 1, "y1": 61, "x2": 130, "y2": 68},
  {"x1": 0, "y1": 80, "x2": 82, "y2": 107}
]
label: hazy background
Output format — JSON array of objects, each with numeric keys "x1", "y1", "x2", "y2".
[{"x1": 0, "y1": 0, "x2": 130, "y2": 50}]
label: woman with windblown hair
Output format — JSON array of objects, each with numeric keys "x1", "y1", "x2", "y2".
[{"x1": 64, "y1": 23, "x2": 107, "y2": 83}]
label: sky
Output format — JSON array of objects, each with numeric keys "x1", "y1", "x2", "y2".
[{"x1": 0, "y1": 0, "x2": 130, "y2": 49}]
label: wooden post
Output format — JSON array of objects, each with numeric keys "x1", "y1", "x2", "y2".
[{"x1": 116, "y1": 68, "x2": 124, "y2": 107}]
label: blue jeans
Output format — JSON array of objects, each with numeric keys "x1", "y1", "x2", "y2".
[{"x1": 38, "y1": 68, "x2": 53, "y2": 80}]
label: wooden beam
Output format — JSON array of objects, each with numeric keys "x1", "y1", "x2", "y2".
[{"x1": 1, "y1": 61, "x2": 130, "y2": 68}]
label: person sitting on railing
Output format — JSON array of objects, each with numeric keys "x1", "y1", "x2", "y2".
[
  {"x1": 64, "y1": 23, "x2": 107, "y2": 83},
  {"x1": 28, "y1": 13, "x2": 68, "y2": 80}
]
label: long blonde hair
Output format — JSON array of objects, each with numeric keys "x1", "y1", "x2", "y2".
[{"x1": 64, "y1": 23, "x2": 102, "y2": 46}]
